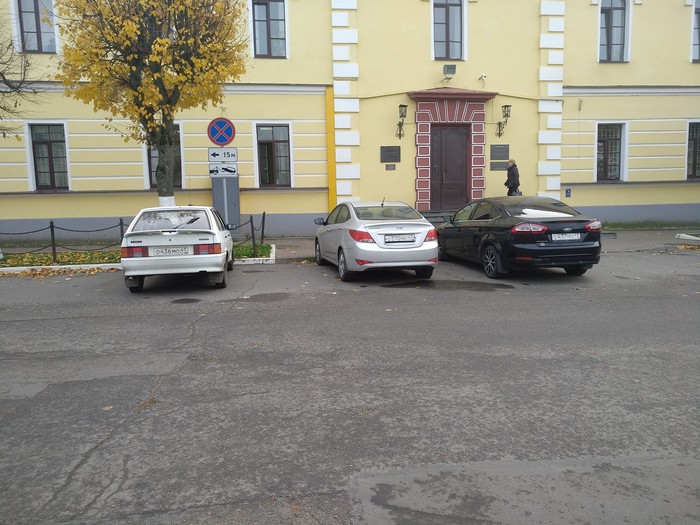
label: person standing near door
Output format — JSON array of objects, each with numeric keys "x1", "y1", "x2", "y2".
[{"x1": 505, "y1": 159, "x2": 520, "y2": 196}]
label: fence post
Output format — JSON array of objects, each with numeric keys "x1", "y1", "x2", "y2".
[
  {"x1": 261, "y1": 212, "x2": 266, "y2": 246},
  {"x1": 50, "y1": 221, "x2": 57, "y2": 262},
  {"x1": 250, "y1": 215, "x2": 257, "y2": 257},
  {"x1": 119, "y1": 218, "x2": 125, "y2": 239}
]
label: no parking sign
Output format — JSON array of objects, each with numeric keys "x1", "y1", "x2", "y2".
[{"x1": 207, "y1": 118, "x2": 236, "y2": 146}]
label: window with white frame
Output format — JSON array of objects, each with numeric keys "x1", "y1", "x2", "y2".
[
  {"x1": 434, "y1": 0, "x2": 463, "y2": 60},
  {"x1": 252, "y1": 0, "x2": 286, "y2": 58},
  {"x1": 600, "y1": 0, "x2": 628, "y2": 62},
  {"x1": 148, "y1": 125, "x2": 182, "y2": 188},
  {"x1": 256, "y1": 124, "x2": 291, "y2": 187},
  {"x1": 597, "y1": 124, "x2": 624, "y2": 181},
  {"x1": 688, "y1": 123, "x2": 700, "y2": 179},
  {"x1": 693, "y1": 0, "x2": 699, "y2": 62},
  {"x1": 18, "y1": 0, "x2": 56, "y2": 53},
  {"x1": 30, "y1": 124, "x2": 67, "y2": 189}
]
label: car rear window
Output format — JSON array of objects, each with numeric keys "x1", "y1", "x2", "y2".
[
  {"x1": 354, "y1": 206, "x2": 423, "y2": 221},
  {"x1": 131, "y1": 210, "x2": 211, "y2": 231},
  {"x1": 505, "y1": 201, "x2": 580, "y2": 219}
]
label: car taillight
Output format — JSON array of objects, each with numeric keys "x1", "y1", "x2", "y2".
[
  {"x1": 586, "y1": 220, "x2": 602, "y2": 232},
  {"x1": 349, "y1": 230, "x2": 375, "y2": 243},
  {"x1": 511, "y1": 222, "x2": 548, "y2": 233},
  {"x1": 425, "y1": 228, "x2": 437, "y2": 241},
  {"x1": 355, "y1": 259, "x2": 373, "y2": 266},
  {"x1": 194, "y1": 243, "x2": 222, "y2": 255},
  {"x1": 121, "y1": 247, "x2": 149, "y2": 258}
]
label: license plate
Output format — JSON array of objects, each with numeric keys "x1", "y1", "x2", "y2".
[
  {"x1": 385, "y1": 234, "x2": 415, "y2": 243},
  {"x1": 151, "y1": 246, "x2": 192, "y2": 256},
  {"x1": 552, "y1": 233, "x2": 581, "y2": 241}
]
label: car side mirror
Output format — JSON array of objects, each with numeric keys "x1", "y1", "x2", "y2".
[
  {"x1": 227, "y1": 224, "x2": 237, "y2": 230},
  {"x1": 314, "y1": 217, "x2": 325, "y2": 226}
]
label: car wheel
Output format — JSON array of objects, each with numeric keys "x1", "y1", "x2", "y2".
[
  {"x1": 338, "y1": 249, "x2": 353, "y2": 282},
  {"x1": 482, "y1": 245, "x2": 503, "y2": 279},
  {"x1": 315, "y1": 240, "x2": 327, "y2": 266},
  {"x1": 415, "y1": 267, "x2": 434, "y2": 279},
  {"x1": 226, "y1": 252, "x2": 234, "y2": 271},
  {"x1": 125, "y1": 276, "x2": 144, "y2": 293},
  {"x1": 214, "y1": 263, "x2": 228, "y2": 289},
  {"x1": 564, "y1": 266, "x2": 588, "y2": 276},
  {"x1": 437, "y1": 236, "x2": 449, "y2": 261}
]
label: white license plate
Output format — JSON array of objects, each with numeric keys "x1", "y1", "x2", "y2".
[
  {"x1": 552, "y1": 233, "x2": 581, "y2": 241},
  {"x1": 385, "y1": 234, "x2": 415, "y2": 243},
  {"x1": 151, "y1": 246, "x2": 192, "y2": 256}
]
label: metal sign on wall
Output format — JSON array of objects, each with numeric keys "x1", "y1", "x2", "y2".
[{"x1": 490, "y1": 144, "x2": 510, "y2": 171}]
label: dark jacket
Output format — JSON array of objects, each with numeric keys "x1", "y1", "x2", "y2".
[{"x1": 506, "y1": 163, "x2": 520, "y2": 189}]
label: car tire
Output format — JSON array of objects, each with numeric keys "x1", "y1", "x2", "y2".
[
  {"x1": 564, "y1": 266, "x2": 588, "y2": 276},
  {"x1": 214, "y1": 263, "x2": 228, "y2": 289},
  {"x1": 415, "y1": 267, "x2": 434, "y2": 279},
  {"x1": 226, "y1": 252, "x2": 234, "y2": 271},
  {"x1": 338, "y1": 249, "x2": 353, "y2": 282},
  {"x1": 482, "y1": 245, "x2": 503, "y2": 279},
  {"x1": 315, "y1": 240, "x2": 327, "y2": 266},
  {"x1": 126, "y1": 276, "x2": 144, "y2": 293},
  {"x1": 437, "y1": 236, "x2": 449, "y2": 261}
]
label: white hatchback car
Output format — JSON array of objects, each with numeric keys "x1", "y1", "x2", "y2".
[
  {"x1": 314, "y1": 201, "x2": 439, "y2": 281},
  {"x1": 120, "y1": 206, "x2": 234, "y2": 292}
]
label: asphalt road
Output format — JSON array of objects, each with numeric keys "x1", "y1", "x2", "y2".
[{"x1": 1, "y1": 248, "x2": 699, "y2": 524}]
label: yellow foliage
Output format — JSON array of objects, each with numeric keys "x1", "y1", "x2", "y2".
[{"x1": 53, "y1": 0, "x2": 248, "y2": 145}]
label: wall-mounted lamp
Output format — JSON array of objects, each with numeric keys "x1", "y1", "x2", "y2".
[
  {"x1": 396, "y1": 104, "x2": 408, "y2": 139},
  {"x1": 442, "y1": 64, "x2": 456, "y2": 81},
  {"x1": 496, "y1": 104, "x2": 512, "y2": 137}
]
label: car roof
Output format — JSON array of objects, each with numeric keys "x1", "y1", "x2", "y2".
[
  {"x1": 344, "y1": 201, "x2": 413, "y2": 208},
  {"x1": 136, "y1": 206, "x2": 213, "y2": 213},
  {"x1": 479, "y1": 196, "x2": 560, "y2": 205}
]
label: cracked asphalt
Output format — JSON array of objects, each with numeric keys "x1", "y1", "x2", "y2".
[{"x1": 1, "y1": 244, "x2": 699, "y2": 524}]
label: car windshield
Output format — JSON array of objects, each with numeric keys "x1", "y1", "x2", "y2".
[
  {"x1": 131, "y1": 210, "x2": 211, "y2": 231},
  {"x1": 505, "y1": 201, "x2": 579, "y2": 219},
  {"x1": 354, "y1": 205, "x2": 423, "y2": 221}
]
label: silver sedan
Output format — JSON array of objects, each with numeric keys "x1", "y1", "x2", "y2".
[{"x1": 314, "y1": 201, "x2": 439, "y2": 281}]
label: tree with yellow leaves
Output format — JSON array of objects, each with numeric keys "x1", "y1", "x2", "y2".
[{"x1": 54, "y1": 0, "x2": 247, "y2": 205}]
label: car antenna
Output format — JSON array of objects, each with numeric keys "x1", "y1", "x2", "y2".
[{"x1": 381, "y1": 197, "x2": 385, "y2": 207}]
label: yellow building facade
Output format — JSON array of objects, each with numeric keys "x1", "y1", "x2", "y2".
[{"x1": 0, "y1": 0, "x2": 698, "y2": 239}]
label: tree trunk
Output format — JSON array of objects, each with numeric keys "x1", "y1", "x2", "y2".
[{"x1": 155, "y1": 120, "x2": 177, "y2": 206}]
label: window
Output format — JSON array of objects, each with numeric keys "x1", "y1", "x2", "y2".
[
  {"x1": 454, "y1": 202, "x2": 478, "y2": 221},
  {"x1": 148, "y1": 125, "x2": 182, "y2": 189},
  {"x1": 434, "y1": 0, "x2": 463, "y2": 60},
  {"x1": 597, "y1": 124, "x2": 623, "y2": 181},
  {"x1": 693, "y1": 1, "x2": 700, "y2": 62},
  {"x1": 31, "y1": 124, "x2": 67, "y2": 190},
  {"x1": 257, "y1": 124, "x2": 290, "y2": 187},
  {"x1": 688, "y1": 123, "x2": 700, "y2": 179},
  {"x1": 18, "y1": 0, "x2": 56, "y2": 53},
  {"x1": 253, "y1": 0, "x2": 286, "y2": 58},
  {"x1": 600, "y1": 0, "x2": 627, "y2": 62}
]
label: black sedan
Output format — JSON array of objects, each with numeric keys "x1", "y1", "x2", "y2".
[{"x1": 436, "y1": 196, "x2": 602, "y2": 278}]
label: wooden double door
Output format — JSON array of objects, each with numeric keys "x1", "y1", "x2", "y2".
[{"x1": 430, "y1": 126, "x2": 470, "y2": 211}]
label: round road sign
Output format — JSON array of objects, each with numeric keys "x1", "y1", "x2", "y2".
[{"x1": 207, "y1": 118, "x2": 236, "y2": 146}]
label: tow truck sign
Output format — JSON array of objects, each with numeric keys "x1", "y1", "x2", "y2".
[{"x1": 209, "y1": 164, "x2": 238, "y2": 177}]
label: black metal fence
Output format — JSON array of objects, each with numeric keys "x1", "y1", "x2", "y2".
[{"x1": 0, "y1": 212, "x2": 267, "y2": 261}]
